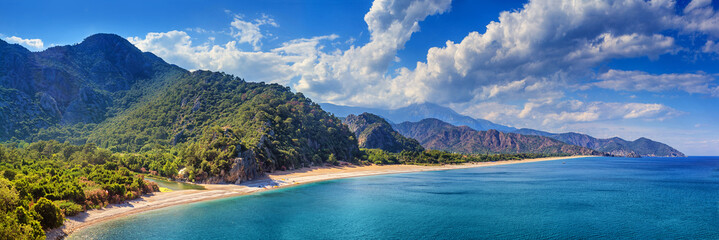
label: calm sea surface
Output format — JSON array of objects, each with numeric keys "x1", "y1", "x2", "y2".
[{"x1": 69, "y1": 157, "x2": 719, "y2": 239}]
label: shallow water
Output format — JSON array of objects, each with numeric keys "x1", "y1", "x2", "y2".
[{"x1": 70, "y1": 157, "x2": 719, "y2": 239}]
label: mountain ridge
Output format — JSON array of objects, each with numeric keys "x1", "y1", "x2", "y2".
[
  {"x1": 321, "y1": 102, "x2": 516, "y2": 132},
  {"x1": 393, "y1": 118, "x2": 600, "y2": 155},
  {"x1": 343, "y1": 112, "x2": 424, "y2": 153},
  {"x1": 513, "y1": 128, "x2": 685, "y2": 157}
]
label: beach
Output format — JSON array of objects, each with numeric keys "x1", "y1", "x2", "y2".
[{"x1": 49, "y1": 155, "x2": 591, "y2": 239}]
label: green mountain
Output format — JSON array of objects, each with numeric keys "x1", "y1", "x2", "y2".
[
  {"x1": 0, "y1": 33, "x2": 186, "y2": 140},
  {"x1": 393, "y1": 119, "x2": 600, "y2": 155},
  {"x1": 513, "y1": 129, "x2": 685, "y2": 157},
  {"x1": 343, "y1": 113, "x2": 423, "y2": 153},
  {"x1": 0, "y1": 34, "x2": 359, "y2": 183}
]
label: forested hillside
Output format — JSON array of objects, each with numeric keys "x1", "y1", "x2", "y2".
[
  {"x1": 86, "y1": 70, "x2": 359, "y2": 181},
  {"x1": 0, "y1": 34, "x2": 359, "y2": 184},
  {"x1": 0, "y1": 141, "x2": 159, "y2": 239},
  {"x1": 0, "y1": 34, "x2": 186, "y2": 141}
]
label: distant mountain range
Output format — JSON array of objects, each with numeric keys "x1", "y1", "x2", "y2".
[
  {"x1": 513, "y1": 129, "x2": 685, "y2": 157},
  {"x1": 320, "y1": 102, "x2": 516, "y2": 132},
  {"x1": 393, "y1": 118, "x2": 600, "y2": 155},
  {"x1": 343, "y1": 113, "x2": 423, "y2": 153},
  {"x1": 323, "y1": 102, "x2": 685, "y2": 158}
]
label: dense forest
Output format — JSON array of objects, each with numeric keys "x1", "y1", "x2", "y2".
[
  {"x1": 0, "y1": 141, "x2": 159, "y2": 239},
  {"x1": 359, "y1": 148, "x2": 568, "y2": 165}
]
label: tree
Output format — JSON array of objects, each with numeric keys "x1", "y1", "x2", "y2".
[
  {"x1": 0, "y1": 178, "x2": 18, "y2": 212},
  {"x1": 163, "y1": 161, "x2": 178, "y2": 178},
  {"x1": 327, "y1": 153, "x2": 338, "y2": 165},
  {"x1": 30, "y1": 198, "x2": 63, "y2": 229}
]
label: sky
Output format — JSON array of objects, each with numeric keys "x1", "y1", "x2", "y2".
[{"x1": 1, "y1": 0, "x2": 718, "y2": 155}]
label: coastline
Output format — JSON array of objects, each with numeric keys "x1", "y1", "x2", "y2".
[{"x1": 49, "y1": 155, "x2": 593, "y2": 239}]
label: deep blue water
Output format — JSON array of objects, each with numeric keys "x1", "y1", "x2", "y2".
[{"x1": 69, "y1": 157, "x2": 719, "y2": 239}]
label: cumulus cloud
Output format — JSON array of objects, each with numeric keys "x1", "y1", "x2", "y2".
[
  {"x1": 591, "y1": 69, "x2": 719, "y2": 96},
  {"x1": 230, "y1": 14, "x2": 278, "y2": 51},
  {"x1": 387, "y1": 0, "x2": 681, "y2": 106},
  {"x1": 127, "y1": 0, "x2": 719, "y2": 128},
  {"x1": 460, "y1": 99, "x2": 682, "y2": 128},
  {"x1": 704, "y1": 40, "x2": 719, "y2": 54},
  {"x1": 293, "y1": 0, "x2": 452, "y2": 106},
  {"x1": 3, "y1": 36, "x2": 44, "y2": 50},
  {"x1": 680, "y1": 0, "x2": 719, "y2": 37},
  {"x1": 128, "y1": 30, "x2": 336, "y2": 85}
]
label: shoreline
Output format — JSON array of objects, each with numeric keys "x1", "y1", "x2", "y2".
[{"x1": 49, "y1": 155, "x2": 593, "y2": 239}]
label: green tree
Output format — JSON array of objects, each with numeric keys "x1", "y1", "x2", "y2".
[
  {"x1": 327, "y1": 153, "x2": 338, "y2": 165},
  {"x1": 0, "y1": 178, "x2": 18, "y2": 212},
  {"x1": 163, "y1": 161, "x2": 178, "y2": 178},
  {"x1": 30, "y1": 198, "x2": 63, "y2": 229}
]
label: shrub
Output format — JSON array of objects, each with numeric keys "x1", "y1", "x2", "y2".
[
  {"x1": 84, "y1": 189, "x2": 109, "y2": 208},
  {"x1": 30, "y1": 197, "x2": 63, "y2": 229},
  {"x1": 55, "y1": 200, "x2": 83, "y2": 217}
]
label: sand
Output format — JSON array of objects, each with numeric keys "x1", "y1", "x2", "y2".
[{"x1": 47, "y1": 155, "x2": 593, "y2": 239}]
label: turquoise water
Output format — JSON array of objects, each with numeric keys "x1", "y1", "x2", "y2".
[{"x1": 69, "y1": 157, "x2": 719, "y2": 239}]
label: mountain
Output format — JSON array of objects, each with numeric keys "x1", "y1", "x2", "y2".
[
  {"x1": 0, "y1": 34, "x2": 359, "y2": 183},
  {"x1": 321, "y1": 102, "x2": 516, "y2": 132},
  {"x1": 393, "y1": 118, "x2": 600, "y2": 155},
  {"x1": 343, "y1": 113, "x2": 423, "y2": 153},
  {"x1": 513, "y1": 129, "x2": 685, "y2": 157},
  {"x1": 0, "y1": 33, "x2": 186, "y2": 140}
]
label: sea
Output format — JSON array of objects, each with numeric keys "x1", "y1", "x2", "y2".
[{"x1": 68, "y1": 157, "x2": 719, "y2": 239}]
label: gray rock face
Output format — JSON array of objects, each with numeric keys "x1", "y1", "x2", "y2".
[{"x1": 203, "y1": 148, "x2": 261, "y2": 184}]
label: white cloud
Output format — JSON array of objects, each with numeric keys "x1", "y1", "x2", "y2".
[
  {"x1": 128, "y1": 30, "x2": 335, "y2": 85},
  {"x1": 293, "y1": 0, "x2": 453, "y2": 107},
  {"x1": 230, "y1": 14, "x2": 278, "y2": 51},
  {"x1": 680, "y1": 0, "x2": 719, "y2": 37},
  {"x1": 592, "y1": 69, "x2": 718, "y2": 96},
  {"x1": 3, "y1": 36, "x2": 44, "y2": 50},
  {"x1": 386, "y1": 0, "x2": 681, "y2": 107},
  {"x1": 703, "y1": 40, "x2": 719, "y2": 54},
  {"x1": 460, "y1": 98, "x2": 681, "y2": 129},
  {"x1": 125, "y1": 0, "x2": 717, "y2": 141}
]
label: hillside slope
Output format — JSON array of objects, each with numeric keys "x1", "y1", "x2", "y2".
[
  {"x1": 394, "y1": 119, "x2": 600, "y2": 155},
  {"x1": 343, "y1": 113, "x2": 423, "y2": 153},
  {"x1": 513, "y1": 129, "x2": 685, "y2": 157},
  {"x1": 0, "y1": 34, "x2": 359, "y2": 184},
  {"x1": 0, "y1": 34, "x2": 186, "y2": 140}
]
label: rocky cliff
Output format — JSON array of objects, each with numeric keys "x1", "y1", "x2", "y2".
[{"x1": 343, "y1": 113, "x2": 424, "y2": 153}]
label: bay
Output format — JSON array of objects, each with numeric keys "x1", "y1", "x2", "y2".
[{"x1": 68, "y1": 157, "x2": 719, "y2": 239}]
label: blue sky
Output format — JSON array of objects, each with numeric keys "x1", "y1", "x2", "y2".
[{"x1": 2, "y1": 0, "x2": 718, "y2": 155}]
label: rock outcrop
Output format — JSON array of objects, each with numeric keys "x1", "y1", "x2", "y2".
[{"x1": 343, "y1": 113, "x2": 424, "y2": 153}]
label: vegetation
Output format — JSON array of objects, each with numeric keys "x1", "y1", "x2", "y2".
[
  {"x1": 359, "y1": 148, "x2": 569, "y2": 165},
  {"x1": 86, "y1": 71, "x2": 358, "y2": 174},
  {"x1": 0, "y1": 141, "x2": 159, "y2": 238}
]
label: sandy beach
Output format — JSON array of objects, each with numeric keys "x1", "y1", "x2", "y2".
[{"x1": 48, "y1": 155, "x2": 592, "y2": 239}]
